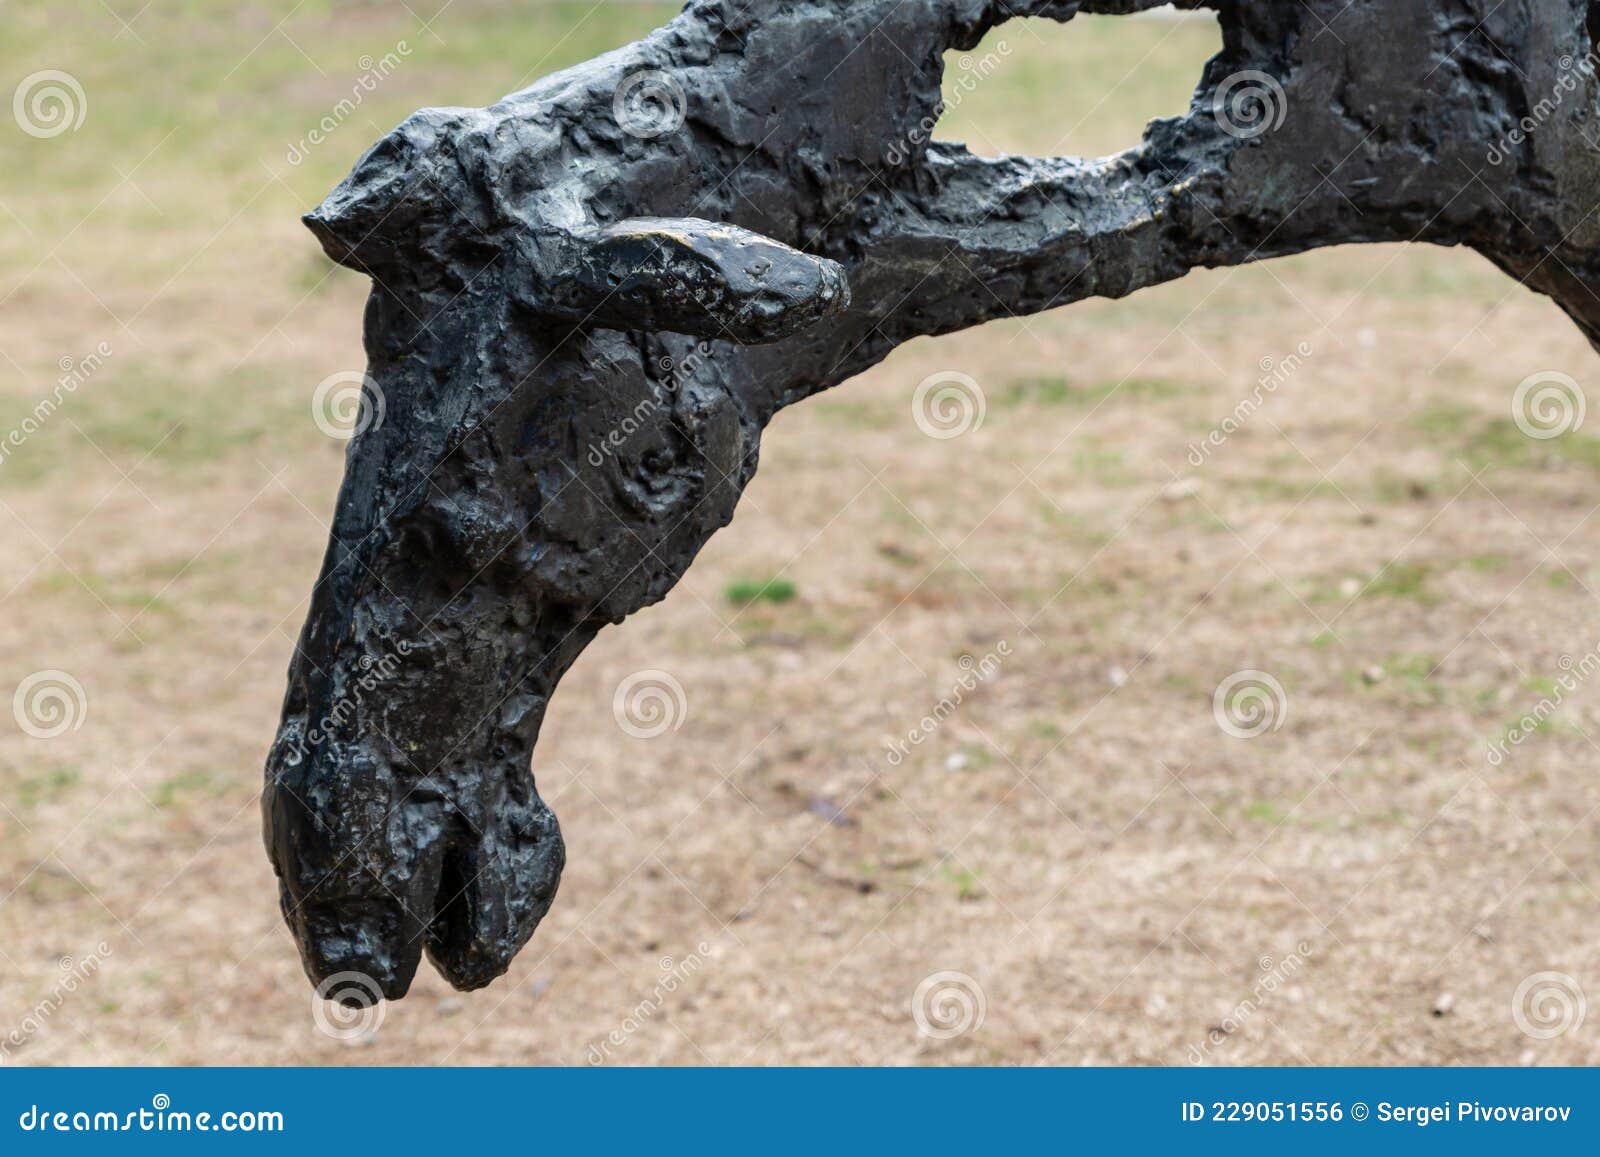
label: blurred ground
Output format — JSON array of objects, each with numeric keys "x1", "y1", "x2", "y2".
[{"x1": 1, "y1": 2, "x2": 1598, "y2": 1066}]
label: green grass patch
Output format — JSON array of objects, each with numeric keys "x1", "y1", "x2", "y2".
[
  {"x1": 1464, "y1": 552, "x2": 1512, "y2": 573},
  {"x1": 1313, "y1": 561, "x2": 1436, "y2": 605},
  {"x1": 1369, "y1": 472, "x2": 1434, "y2": 505},
  {"x1": 1243, "y1": 800, "x2": 1286, "y2": 824},
  {"x1": 994, "y1": 375, "x2": 1185, "y2": 409},
  {"x1": 11, "y1": 766, "x2": 81, "y2": 809},
  {"x1": 1353, "y1": 654, "x2": 1448, "y2": 705},
  {"x1": 1071, "y1": 447, "x2": 1134, "y2": 484},
  {"x1": 941, "y1": 862, "x2": 984, "y2": 902},
  {"x1": 34, "y1": 557, "x2": 195, "y2": 617},
  {"x1": 725, "y1": 577, "x2": 798, "y2": 606},
  {"x1": 1544, "y1": 565, "x2": 1581, "y2": 591},
  {"x1": 1412, "y1": 402, "x2": 1600, "y2": 472},
  {"x1": 152, "y1": 769, "x2": 226, "y2": 809},
  {"x1": 1365, "y1": 562, "x2": 1434, "y2": 601}
]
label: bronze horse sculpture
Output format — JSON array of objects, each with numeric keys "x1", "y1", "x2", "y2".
[{"x1": 265, "y1": 0, "x2": 1600, "y2": 999}]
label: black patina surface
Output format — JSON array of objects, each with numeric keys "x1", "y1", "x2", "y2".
[{"x1": 266, "y1": 0, "x2": 1600, "y2": 998}]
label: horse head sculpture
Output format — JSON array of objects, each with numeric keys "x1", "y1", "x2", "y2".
[{"x1": 265, "y1": 0, "x2": 1600, "y2": 999}]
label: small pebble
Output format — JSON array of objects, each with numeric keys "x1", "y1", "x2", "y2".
[
  {"x1": 1432, "y1": 992, "x2": 1455, "y2": 1017},
  {"x1": 945, "y1": 752, "x2": 969, "y2": 772},
  {"x1": 1108, "y1": 665, "x2": 1129, "y2": 688},
  {"x1": 1161, "y1": 478, "x2": 1200, "y2": 502},
  {"x1": 1362, "y1": 666, "x2": 1385, "y2": 685}
]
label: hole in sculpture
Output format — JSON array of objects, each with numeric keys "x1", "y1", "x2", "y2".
[{"x1": 934, "y1": 10, "x2": 1222, "y2": 160}]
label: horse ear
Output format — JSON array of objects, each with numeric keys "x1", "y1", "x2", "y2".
[
  {"x1": 544, "y1": 217, "x2": 850, "y2": 344},
  {"x1": 302, "y1": 108, "x2": 474, "y2": 275}
]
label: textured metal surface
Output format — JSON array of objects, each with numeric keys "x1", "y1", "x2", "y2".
[{"x1": 265, "y1": 0, "x2": 1600, "y2": 998}]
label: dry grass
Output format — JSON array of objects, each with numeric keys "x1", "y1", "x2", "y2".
[{"x1": 2, "y1": 3, "x2": 1599, "y2": 1066}]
